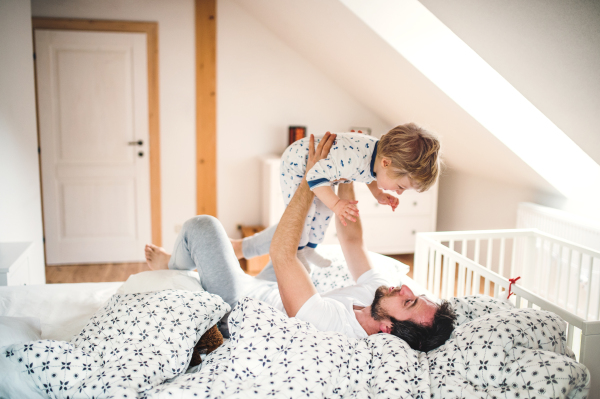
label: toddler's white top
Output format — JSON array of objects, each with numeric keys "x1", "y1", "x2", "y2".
[{"x1": 283, "y1": 133, "x2": 380, "y2": 190}]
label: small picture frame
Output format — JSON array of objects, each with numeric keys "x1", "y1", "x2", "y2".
[{"x1": 288, "y1": 126, "x2": 306, "y2": 145}]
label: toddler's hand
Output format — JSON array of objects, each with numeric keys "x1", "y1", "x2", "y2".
[
  {"x1": 376, "y1": 192, "x2": 399, "y2": 211},
  {"x1": 332, "y1": 199, "x2": 359, "y2": 226}
]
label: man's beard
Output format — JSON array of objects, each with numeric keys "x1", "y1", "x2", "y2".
[{"x1": 370, "y1": 286, "x2": 389, "y2": 321}]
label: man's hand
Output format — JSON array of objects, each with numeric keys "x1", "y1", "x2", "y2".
[
  {"x1": 375, "y1": 192, "x2": 399, "y2": 211},
  {"x1": 332, "y1": 199, "x2": 359, "y2": 226},
  {"x1": 305, "y1": 132, "x2": 336, "y2": 174}
]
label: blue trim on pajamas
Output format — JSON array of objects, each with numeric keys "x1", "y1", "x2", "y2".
[
  {"x1": 306, "y1": 242, "x2": 318, "y2": 249},
  {"x1": 297, "y1": 245, "x2": 306, "y2": 250},
  {"x1": 370, "y1": 141, "x2": 379, "y2": 178},
  {"x1": 308, "y1": 178, "x2": 330, "y2": 189}
]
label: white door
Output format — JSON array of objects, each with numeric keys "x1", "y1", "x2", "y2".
[{"x1": 35, "y1": 30, "x2": 151, "y2": 264}]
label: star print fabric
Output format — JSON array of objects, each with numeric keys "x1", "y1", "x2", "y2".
[
  {"x1": 2, "y1": 289, "x2": 229, "y2": 398},
  {"x1": 147, "y1": 296, "x2": 589, "y2": 398},
  {"x1": 1, "y1": 289, "x2": 589, "y2": 398}
]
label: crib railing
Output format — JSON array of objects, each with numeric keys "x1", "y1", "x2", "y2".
[{"x1": 414, "y1": 228, "x2": 600, "y2": 396}]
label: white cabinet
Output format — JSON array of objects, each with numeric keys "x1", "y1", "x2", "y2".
[
  {"x1": 261, "y1": 157, "x2": 438, "y2": 254},
  {"x1": 261, "y1": 156, "x2": 286, "y2": 230},
  {"x1": 0, "y1": 242, "x2": 33, "y2": 286}
]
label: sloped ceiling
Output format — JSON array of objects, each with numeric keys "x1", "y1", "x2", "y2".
[
  {"x1": 232, "y1": 0, "x2": 559, "y2": 195},
  {"x1": 419, "y1": 0, "x2": 600, "y2": 167}
]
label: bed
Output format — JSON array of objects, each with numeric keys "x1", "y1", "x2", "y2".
[{"x1": 0, "y1": 244, "x2": 591, "y2": 398}]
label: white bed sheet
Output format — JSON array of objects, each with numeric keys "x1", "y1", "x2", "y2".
[{"x1": 0, "y1": 282, "x2": 122, "y2": 341}]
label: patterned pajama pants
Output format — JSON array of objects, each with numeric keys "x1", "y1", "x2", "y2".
[{"x1": 280, "y1": 139, "x2": 334, "y2": 249}]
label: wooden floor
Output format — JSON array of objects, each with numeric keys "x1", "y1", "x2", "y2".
[
  {"x1": 46, "y1": 254, "x2": 415, "y2": 284},
  {"x1": 46, "y1": 262, "x2": 151, "y2": 284}
]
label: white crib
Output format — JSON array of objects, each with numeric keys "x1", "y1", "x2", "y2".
[{"x1": 414, "y1": 228, "x2": 600, "y2": 396}]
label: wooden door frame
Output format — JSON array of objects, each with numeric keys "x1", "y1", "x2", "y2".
[
  {"x1": 32, "y1": 18, "x2": 162, "y2": 246},
  {"x1": 195, "y1": 0, "x2": 217, "y2": 216}
]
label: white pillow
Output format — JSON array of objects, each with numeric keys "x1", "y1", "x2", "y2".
[
  {"x1": 116, "y1": 269, "x2": 202, "y2": 294},
  {"x1": 0, "y1": 316, "x2": 41, "y2": 347},
  {"x1": 0, "y1": 358, "x2": 46, "y2": 399},
  {"x1": 2, "y1": 289, "x2": 230, "y2": 398},
  {"x1": 0, "y1": 317, "x2": 45, "y2": 399},
  {"x1": 429, "y1": 304, "x2": 590, "y2": 397}
]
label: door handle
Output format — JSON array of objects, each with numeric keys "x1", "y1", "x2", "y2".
[{"x1": 128, "y1": 140, "x2": 143, "y2": 146}]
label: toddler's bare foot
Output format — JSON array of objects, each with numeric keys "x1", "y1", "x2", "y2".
[
  {"x1": 230, "y1": 238, "x2": 244, "y2": 259},
  {"x1": 145, "y1": 244, "x2": 171, "y2": 270}
]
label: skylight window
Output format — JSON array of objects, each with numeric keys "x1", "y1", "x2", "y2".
[{"x1": 340, "y1": 0, "x2": 600, "y2": 201}]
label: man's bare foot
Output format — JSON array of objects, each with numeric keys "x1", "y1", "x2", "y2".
[
  {"x1": 145, "y1": 244, "x2": 171, "y2": 270},
  {"x1": 230, "y1": 238, "x2": 244, "y2": 259}
]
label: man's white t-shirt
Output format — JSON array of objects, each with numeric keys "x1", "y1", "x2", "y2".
[{"x1": 249, "y1": 269, "x2": 390, "y2": 339}]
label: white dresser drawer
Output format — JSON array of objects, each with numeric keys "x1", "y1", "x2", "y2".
[
  {"x1": 362, "y1": 215, "x2": 434, "y2": 254},
  {"x1": 321, "y1": 215, "x2": 434, "y2": 254},
  {"x1": 395, "y1": 191, "x2": 433, "y2": 216},
  {"x1": 353, "y1": 184, "x2": 433, "y2": 217}
]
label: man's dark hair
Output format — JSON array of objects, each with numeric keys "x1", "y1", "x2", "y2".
[{"x1": 389, "y1": 300, "x2": 456, "y2": 352}]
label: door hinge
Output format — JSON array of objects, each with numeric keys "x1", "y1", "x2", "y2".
[
  {"x1": 38, "y1": 147, "x2": 41, "y2": 154},
  {"x1": 43, "y1": 236, "x2": 45, "y2": 244},
  {"x1": 33, "y1": 52, "x2": 36, "y2": 60}
]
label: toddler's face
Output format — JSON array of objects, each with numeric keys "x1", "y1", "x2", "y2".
[{"x1": 377, "y1": 172, "x2": 414, "y2": 196}]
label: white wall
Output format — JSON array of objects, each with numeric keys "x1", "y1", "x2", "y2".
[
  {"x1": 0, "y1": 0, "x2": 45, "y2": 283},
  {"x1": 217, "y1": 0, "x2": 390, "y2": 236},
  {"x1": 26, "y1": 0, "x2": 585, "y2": 250},
  {"x1": 31, "y1": 0, "x2": 196, "y2": 251},
  {"x1": 227, "y1": 0, "x2": 569, "y2": 236},
  {"x1": 419, "y1": 0, "x2": 600, "y2": 167},
  {"x1": 419, "y1": 0, "x2": 600, "y2": 226},
  {"x1": 437, "y1": 168, "x2": 565, "y2": 232}
]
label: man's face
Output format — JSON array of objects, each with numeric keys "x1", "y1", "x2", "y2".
[{"x1": 371, "y1": 285, "x2": 438, "y2": 329}]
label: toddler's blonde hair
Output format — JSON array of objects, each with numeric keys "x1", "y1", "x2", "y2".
[{"x1": 377, "y1": 123, "x2": 440, "y2": 192}]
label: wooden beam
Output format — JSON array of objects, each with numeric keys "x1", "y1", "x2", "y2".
[
  {"x1": 32, "y1": 18, "x2": 163, "y2": 246},
  {"x1": 195, "y1": 0, "x2": 217, "y2": 216}
]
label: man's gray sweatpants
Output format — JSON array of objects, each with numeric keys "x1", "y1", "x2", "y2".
[{"x1": 168, "y1": 216, "x2": 280, "y2": 335}]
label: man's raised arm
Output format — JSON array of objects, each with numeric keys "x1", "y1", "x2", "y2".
[
  {"x1": 270, "y1": 133, "x2": 336, "y2": 317},
  {"x1": 336, "y1": 183, "x2": 374, "y2": 281}
]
